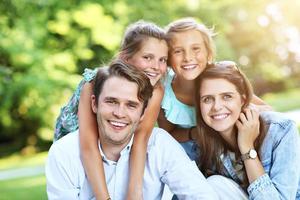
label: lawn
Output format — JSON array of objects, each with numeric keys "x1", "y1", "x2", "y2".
[{"x1": 0, "y1": 175, "x2": 46, "y2": 200}]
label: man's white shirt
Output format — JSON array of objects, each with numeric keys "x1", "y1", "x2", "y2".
[{"x1": 46, "y1": 128, "x2": 218, "y2": 200}]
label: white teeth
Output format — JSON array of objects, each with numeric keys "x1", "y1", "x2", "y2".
[
  {"x1": 182, "y1": 65, "x2": 196, "y2": 70},
  {"x1": 212, "y1": 114, "x2": 229, "y2": 120},
  {"x1": 109, "y1": 121, "x2": 127, "y2": 127},
  {"x1": 145, "y1": 72, "x2": 158, "y2": 77}
]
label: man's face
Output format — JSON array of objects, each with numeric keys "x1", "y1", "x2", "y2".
[{"x1": 92, "y1": 76, "x2": 144, "y2": 146}]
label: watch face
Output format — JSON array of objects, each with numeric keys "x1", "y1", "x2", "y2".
[{"x1": 249, "y1": 149, "x2": 257, "y2": 159}]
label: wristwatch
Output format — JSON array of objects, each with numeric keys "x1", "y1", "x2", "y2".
[{"x1": 241, "y1": 149, "x2": 257, "y2": 161}]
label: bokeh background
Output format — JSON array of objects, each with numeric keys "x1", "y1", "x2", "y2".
[{"x1": 0, "y1": 0, "x2": 299, "y2": 199}]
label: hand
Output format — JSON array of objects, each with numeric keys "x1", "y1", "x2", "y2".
[{"x1": 236, "y1": 107, "x2": 260, "y2": 154}]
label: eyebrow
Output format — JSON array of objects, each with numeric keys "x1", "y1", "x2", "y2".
[
  {"x1": 104, "y1": 97, "x2": 141, "y2": 105},
  {"x1": 200, "y1": 92, "x2": 236, "y2": 98}
]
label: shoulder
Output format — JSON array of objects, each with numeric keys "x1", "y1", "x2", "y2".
[
  {"x1": 260, "y1": 111, "x2": 293, "y2": 126},
  {"x1": 261, "y1": 111, "x2": 299, "y2": 143},
  {"x1": 261, "y1": 111, "x2": 296, "y2": 132},
  {"x1": 49, "y1": 130, "x2": 80, "y2": 158}
]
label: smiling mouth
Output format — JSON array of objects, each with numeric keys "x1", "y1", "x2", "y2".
[
  {"x1": 181, "y1": 64, "x2": 197, "y2": 70},
  {"x1": 108, "y1": 120, "x2": 128, "y2": 130},
  {"x1": 145, "y1": 71, "x2": 159, "y2": 78},
  {"x1": 211, "y1": 113, "x2": 229, "y2": 120}
]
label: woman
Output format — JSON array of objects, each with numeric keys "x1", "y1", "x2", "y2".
[{"x1": 194, "y1": 61, "x2": 300, "y2": 199}]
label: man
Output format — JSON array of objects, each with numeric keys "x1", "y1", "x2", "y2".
[{"x1": 46, "y1": 61, "x2": 218, "y2": 200}]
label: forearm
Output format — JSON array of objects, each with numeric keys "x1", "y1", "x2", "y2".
[
  {"x1": 78, "y1": 82, "x2": 109, "y2": 200},
  {"x1": 80, "y1": 146, "x2": 109, "y2": 199},
  {"x1": 126, "y1": 84, "x2": 164, "y2": 199},
  {"x1": 243, "y1": 157, "x2": 265, "y2": 184}
]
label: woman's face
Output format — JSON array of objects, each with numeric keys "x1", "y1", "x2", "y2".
[
  {"x1": 127, "y1": 37, "x2": 168, "y2": 86},
  {"x1": 169, "y1": 29, "x2": 210, "y2": 81},
  {"x1": 199, "y1": 78, "x2": 244, "y2": 135}
]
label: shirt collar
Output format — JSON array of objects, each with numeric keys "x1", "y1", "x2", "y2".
[{"x1": 98, "y1": 135, "x2": 134, "y2": 165}]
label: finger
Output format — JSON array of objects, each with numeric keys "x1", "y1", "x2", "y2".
[
  {"x1": 245, "y1": 108, "x2": 253, "y2": 121},
  {"x1": 235, "y1": 119, "x2": 242, "y2": 129},
  {"x1": 239, "y1": 112, "x2": 247, "y2": 123},
  {"x1": 251, "y1": 108, "x2": 259, "y2": 121}
]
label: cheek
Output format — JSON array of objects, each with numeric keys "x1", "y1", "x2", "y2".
[
  {"x1": 128, "y1": 58, "x2": 146, "y2": 70},
  {"x1": 160, "y1": 64, "x2": 167, "y2": 73},
  {"x1": 169, "y1": 54, "x2": 181, "y2": 66},
  {"x1": 200, "y1": 104, "x2": 210, "y2": 120}
]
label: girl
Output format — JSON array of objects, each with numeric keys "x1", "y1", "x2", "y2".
[
  {"x1": 159, "y1": 18, "x2": 271, "y2": 200},
  {"x1": 195, "y1": 61, "x2": 300, "y2": 199},
  {"x1": 54, "y1": 20, "x2": 168, "y2": 199},
  {"x1": 158, "y1": 17, "x2": 269, "y2": 161}
]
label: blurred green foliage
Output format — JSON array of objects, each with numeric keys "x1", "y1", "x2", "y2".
[
  {"x1": 263, "y1": 88, "x2": 300, "y2": 112},
  {"x1": 0, "y1": 0, "x2": 299, "y2": 155}
]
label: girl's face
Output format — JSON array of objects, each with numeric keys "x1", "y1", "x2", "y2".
[
  {"x1": 199, "y1": 78, "x2": 244, "y2": 135},
  {"x1": 169, "y1": 29, "x2": 210, "y2": 80},
  {"x1": 127, "y1": 37, "x2": 168, "y2": 86}
]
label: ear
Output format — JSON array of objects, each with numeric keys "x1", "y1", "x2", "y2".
[
  {"x1": 91, "y1": 95, "x2": 98, "y2": 114},
  {"x1": 207, "y1": 54, "x2": 213, "y2": 65},
  {"x1": 119, "y1": 53, "x2": 129, "y2": 62}
]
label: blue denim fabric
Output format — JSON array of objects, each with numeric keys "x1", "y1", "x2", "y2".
[
  {"x1": 220, "y1": 111, "x2": 300, "y2": 200},
  {"x1": 179, "y1": 140, "x2": 199, "y2": 161}
]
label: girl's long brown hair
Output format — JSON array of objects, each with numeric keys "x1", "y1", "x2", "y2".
[{"x1": 194, "y1": 61, "x2": 267, "y2": 187}]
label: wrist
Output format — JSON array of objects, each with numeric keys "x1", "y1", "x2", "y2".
[{"x1": 239, "y1": 145, "x2": 255, "y2": 155}]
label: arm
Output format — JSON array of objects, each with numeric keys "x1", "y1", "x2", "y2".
[
  {"x1": 78, "y1": 82, "x2": 110, "y2": 200},
  {"x1": 237, "y1": 110, "x2": 300, "y2": 199},
  {"x1": 158, "y1": 130, "x2": 218, "y2": 200},
  {"x1": 126, "y1": 83, "x2": 164, "y2": 200},
  {"x1": 250, "y1": 95, "x2": 273, "y2": 112},
  {"x1": 157, "y1": 110, "x2": 193, "y2": 142}
]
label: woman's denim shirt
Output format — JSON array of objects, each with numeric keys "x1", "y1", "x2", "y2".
[{"x1": 221, "y1": 111, "x2": 300, "y2": 200}]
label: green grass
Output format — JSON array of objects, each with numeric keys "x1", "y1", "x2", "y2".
[
  {"x1": 262, "y1": 88, "x2": 300, "y2": 112},
  {"x1": 0, "y1": 151, "x2": 47, "y2": 170},
  {"x1": 0, "y1": 175, "x2": 46, "y2": 200}
]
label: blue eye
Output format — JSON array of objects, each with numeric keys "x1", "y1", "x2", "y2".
[
  {"x1": 127, "y1": 103, "x2": 138, "y2": 109},
  {"x1": 174, "y1": 49, "x2": 183, "y2": 54},
  {"x1": 223, "y1": 95, "x2": 232, "y2": 100},
  {"x1": 193, "y1": 47, "x2": 201, "y2": 51},
  {"x1": 105, "y1": 99, "x2": 117, "y2": 105},
  {"x1": 160, "y1": 58, "x2": 167, "y2": 63},
  {"x1": 202, "y1": 96, "x2": 213, "y2": 104}
]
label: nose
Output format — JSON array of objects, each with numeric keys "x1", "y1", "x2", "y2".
[
  {"x1": 150, "y1": 59, "x2": 159, "y2": 70},
  {"x1": 212, "y1": 98, "x2": 223, "y2": 111},
  {"x1": 184, "y1": 50, "x2": 193, "y2": 62},
  {"x1": 113, "y1": 105, "x2": 126, "y2": 118}
]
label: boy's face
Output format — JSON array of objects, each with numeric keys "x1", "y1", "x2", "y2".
[{"x1": 92, "y1": 76, "x2": 144, "y2": 146}]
